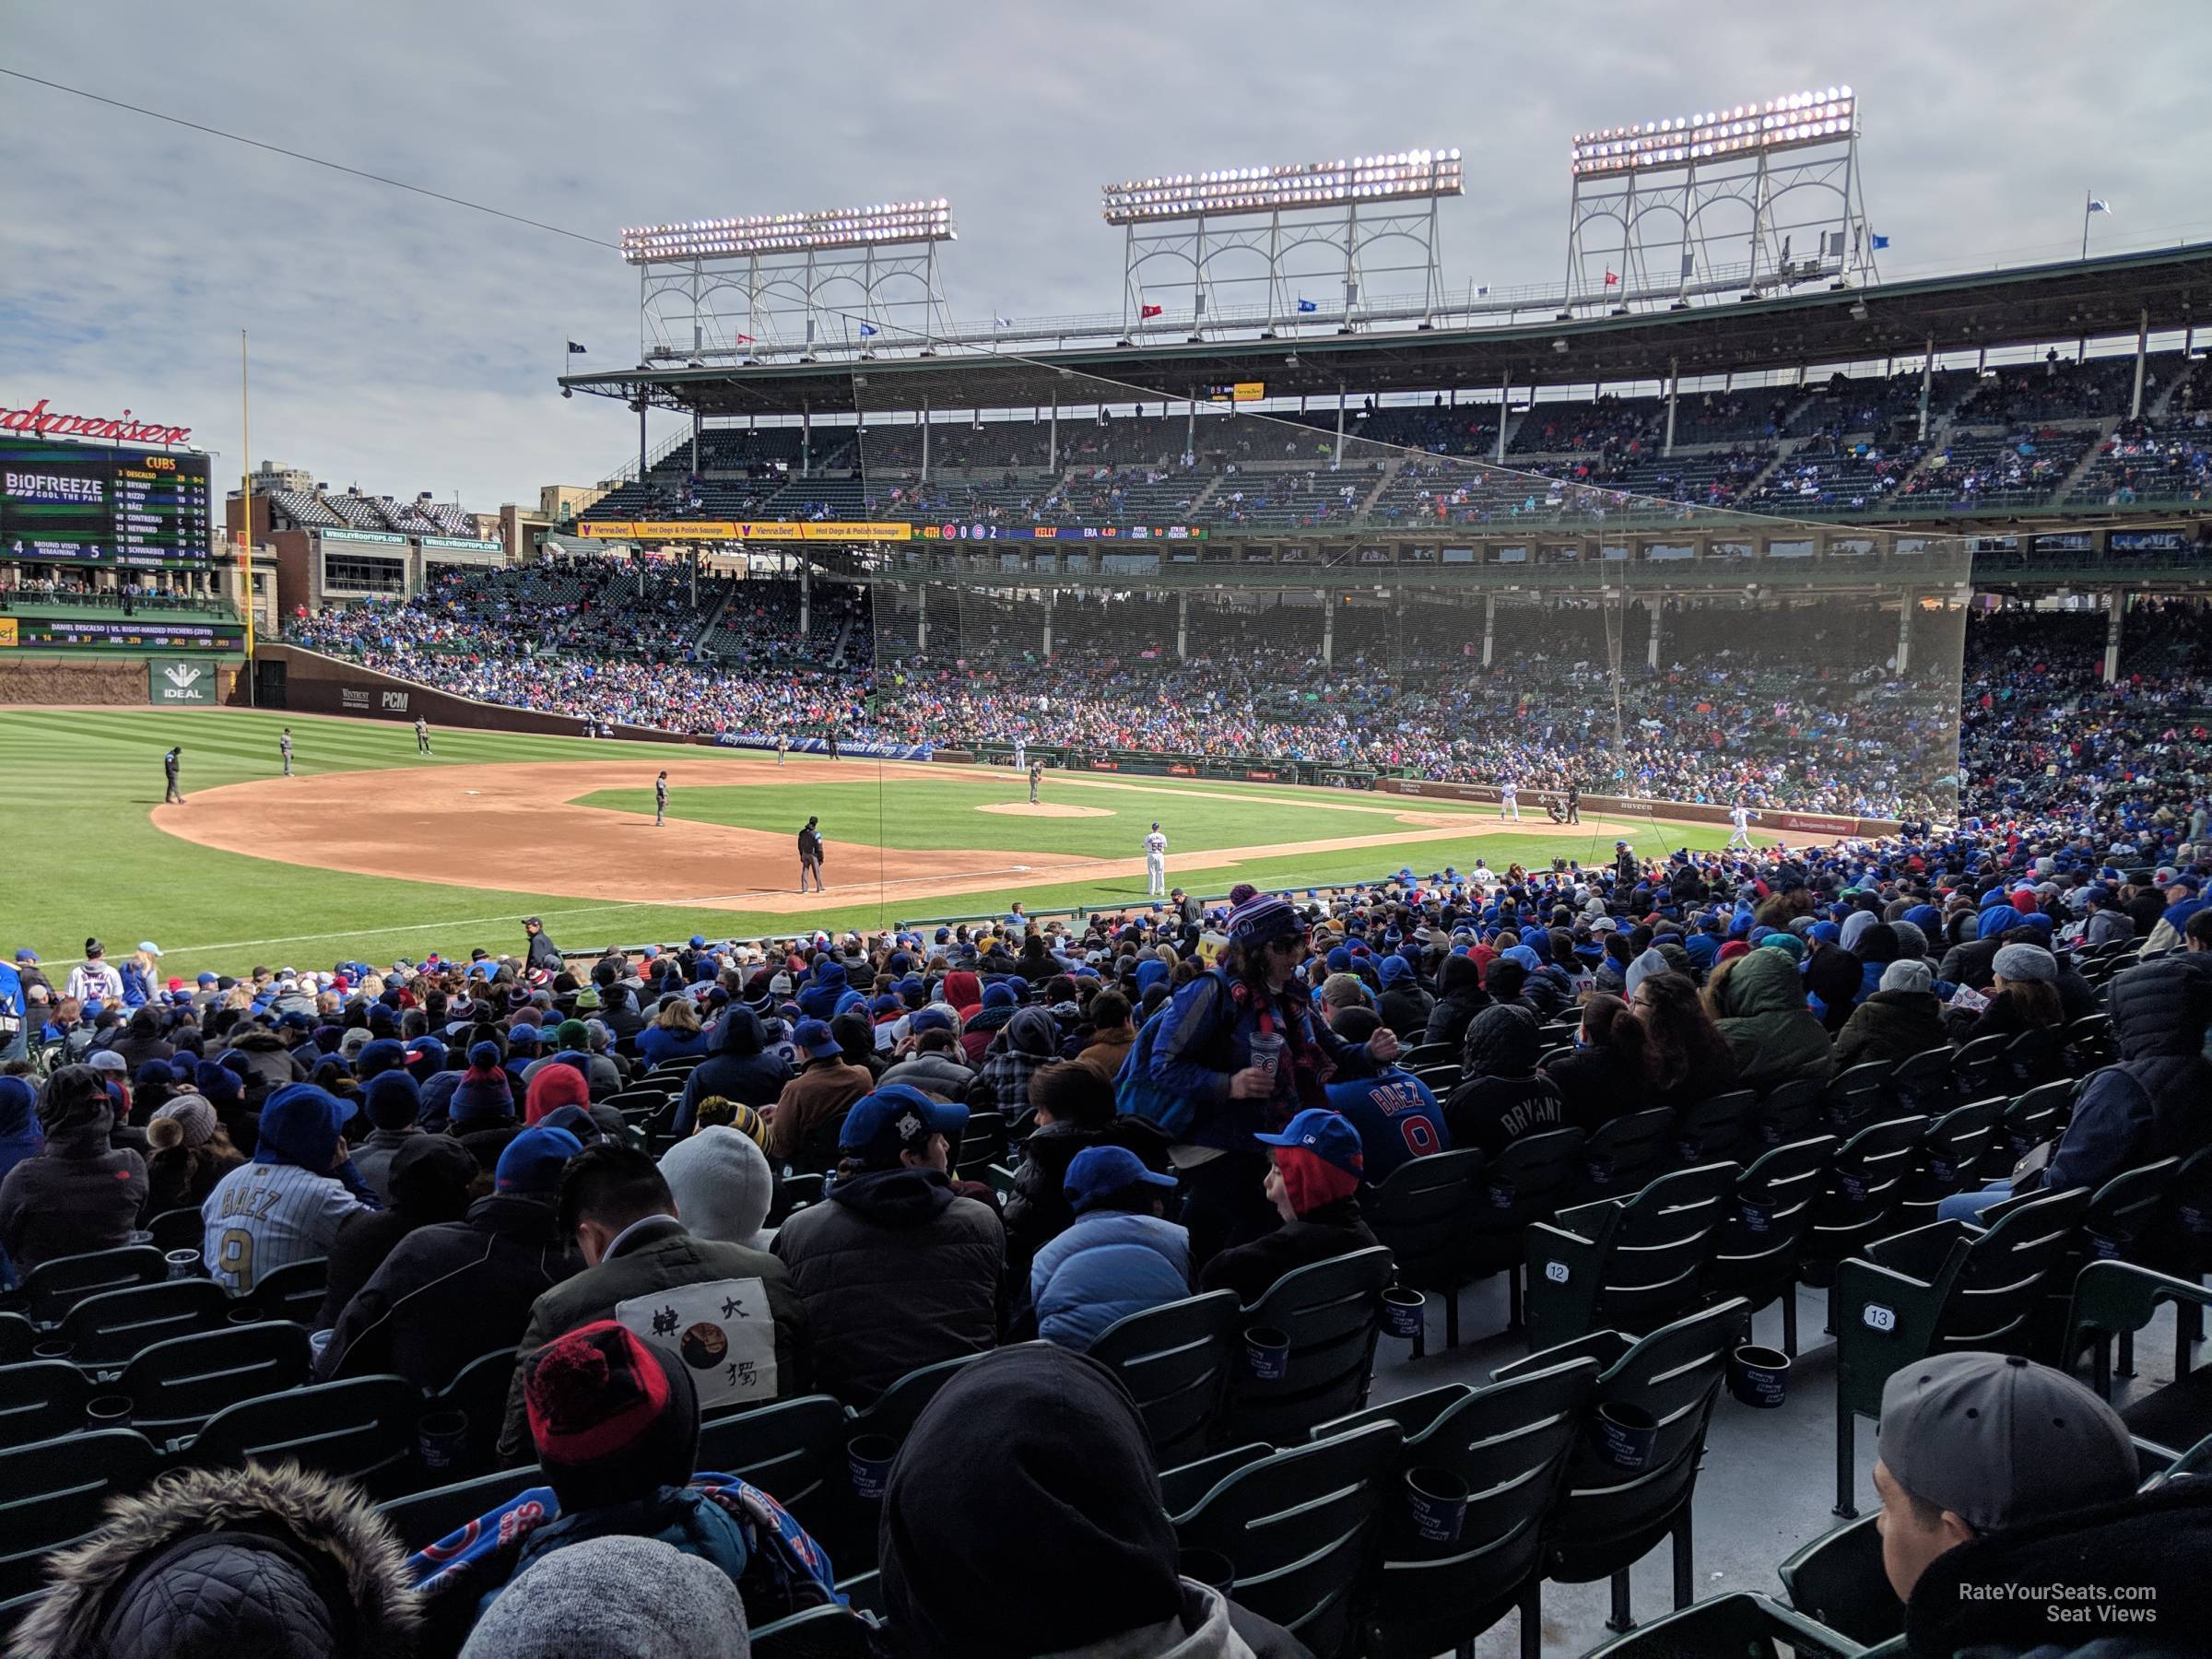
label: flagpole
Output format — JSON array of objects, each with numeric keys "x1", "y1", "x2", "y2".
[
  {"x1": 2081, "y1": 191, "x2": 2091, "y2": 261},
  {"x1": 241, "y1": 328, "x2": 255, "y2": 707}
]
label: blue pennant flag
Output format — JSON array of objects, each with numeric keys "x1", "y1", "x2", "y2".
[
  {"x1": 566, "y1": 340, "x2": 587, "y2": 354},
  {"x1": 1296, "y1": 298, "x2": 1319, "y2": 313},
  {"x1": 1869, "y1": 233, "x2": 1889, "y2": 251},
  {"x1": 858, "y1": 323, "x2": 878, "y2": 337}
]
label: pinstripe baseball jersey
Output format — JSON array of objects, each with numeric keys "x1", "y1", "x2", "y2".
[{"x1": 201, "y1": 1159, "x2": 366, "y2": 1294}]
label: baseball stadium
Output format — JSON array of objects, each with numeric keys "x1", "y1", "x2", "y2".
[{"x1": 4, "y1": 27, "x2": 2212, "y2": 1659}]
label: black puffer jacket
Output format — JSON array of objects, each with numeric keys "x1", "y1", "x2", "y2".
[
  {"x1": 2041, "y1": 957, "x2": 2212, "y2": 1197},
  {"x1": 1420, "y1": 958, "x2": 1492, "y2": 1052},
  {"x1": 1444, "y1": 1005, "x2": 1566, "y2": 1158},
  {"x1": 321, "y1": 1192, "x2": 581, "y2": 1392},
  {"x1": 771, "y1": 1166, "x2": 1003, "y2": 1405},
  {"x1": 312, "y1": 1135, "x2": 477, "y2": 1330},
  {"x1": 1832, "y1": 989, "x2": 1950, "y2": 1070},
  {"x1": 10, "y1": 1461, "x2": 419, "y2": 1658},
  {"x1": 676, "y1": 1006, "x2": 794, "y2": 1135}
]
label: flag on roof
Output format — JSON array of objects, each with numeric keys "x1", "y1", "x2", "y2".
[
  {"x1": 566, "y1": 340, "x2": 586, "y2": 354},
  {"x1": 1296, "y1": 298, "x2": 1319, "y2": 313},
  {"x1": 1870, "y1": 233, "x2": 1890, "y2": 251},
  {"x1": 1603, "y1": 270, "x2": 1620, "y2": 287},
  {"x1": 858, "y1": 323, "x2": 878, "y2": 337},
  {"x1": 1139, "y1": 303, "x2": 1163, "y2": 319},
  {"x1": 2088, "y1": 198, "x2": 2112, "y2": 215}
]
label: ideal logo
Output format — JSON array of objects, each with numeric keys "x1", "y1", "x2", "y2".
[
  {"x1": 151, "y1": 659, "x2": 213, "y2": 703},
  {"x1": 164, "y1": 664, "x2": 202, "y2": 690}
]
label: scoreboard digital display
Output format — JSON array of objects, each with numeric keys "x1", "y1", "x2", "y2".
[{"x1": 0, "y1": 438, "x2": 214, "y2": 564}]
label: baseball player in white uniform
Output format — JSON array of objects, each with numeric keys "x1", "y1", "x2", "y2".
[
  {"x1": 1013, "y1": 736, "x2": 1028, "y2": 771},
  {"x1": 1499, "y1": 779, "x2": 1520, "y2": 821},
  {"x1": 1144, "y1": 821, "x2": 1168, "y2": 898},
  {"x1": 1727, "y1": 801, "x2": 1757, "y2": 849}
]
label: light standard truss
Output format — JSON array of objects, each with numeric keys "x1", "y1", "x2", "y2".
[
  {"x1": 1100, "y1": 150, "x2": 1463, "y2": 340},
  {"x1": 621, "y1": 200, "x2": 958, "y2": 362},
  {"x1": 1562, "y1": 88, "x2": 1878, "y2": 312}
]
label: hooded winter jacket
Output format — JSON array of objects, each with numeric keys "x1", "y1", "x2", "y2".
[
  {"x1": 1374, "y1": 957, "x2": 1435, "y2": 1042},
  {"x1": 2040, "y1": 957, "x2": 2212, "y2": 1197},
  {"x1": 1831, "y1": 989, "x2": 1950, "y2": 1071},
  {"x1": 1443, "y1": 1005, "x2": 1566, "y2": 1158},
  {"x1": 675, "y1": 1006, "x2": 796, "y2": 1135},
  {"x1": 1420, "y1": 957, "x2": 1492, "y2": 1051},
  {"x1": 771, "y1": 1165, "x2": 1002, "y2": 1404},
  {"x1": 877, "y1": 1345, "x2": 1307, "y2": 1659},
  {"x1": 9, "y1": 1461, "x2": 419, "y2": 1659},
  {"x1": 313, "y1": 1135, "x2": 477, "y2": 1329},
  {"x1": 0, "y1": 1106, "x2": 147, "y2": 1275},
  {"x1": 1713, "y1": 948, "x2": 1836, "y2": 1092}
]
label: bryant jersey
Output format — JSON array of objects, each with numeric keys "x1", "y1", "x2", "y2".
[{"x1": 201, "y1": 1159, "x2": 366, "y2": 1295}]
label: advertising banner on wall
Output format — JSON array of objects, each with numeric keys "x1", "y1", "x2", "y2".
[{"x1": 147, "y1": 657, "x2": 218, "y2": 703}]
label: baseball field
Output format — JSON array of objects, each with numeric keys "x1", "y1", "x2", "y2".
[{"x1": 4, "y1": 705, "x2": 1745, "y2": 979}]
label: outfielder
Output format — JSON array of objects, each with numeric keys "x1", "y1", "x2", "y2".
[
  {"x1": 279, "y1": 727, "x2": 293, "y2": 777},
  {"x1": 654, "y1": 770, "x2": 669, "y2": 827},
  {"x1": 163, "y1": 746, "x2": 183, "y2": 805},
  {"x1": 1727, "y1": 800, "x2": 1757, "y2": 850},
  {"x1": 1144, "y1": 821, "x2": 1168, "y2": 898},
  {"x1": 1028, "y1": 759, "x2": 1042, "y2": 805},
  {"x1": 415, "y1": 715, "x2": 432, "y2": 755}
]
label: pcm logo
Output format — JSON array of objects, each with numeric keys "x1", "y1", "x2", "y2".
[
  {"x1": 381, "y1": 690, "x2": 409, "y2": 712},
  {"x1": 160, "y1": 663, "x2": 203, "y2": 700}
]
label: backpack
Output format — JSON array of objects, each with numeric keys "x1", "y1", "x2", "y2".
[{"x1": 1113, "y1": 969, "x2": 1235, "y2": 1142}]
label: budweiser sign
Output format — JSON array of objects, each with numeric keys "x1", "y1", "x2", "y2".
[{"x1": 0, "y1": 398, "x2": 192, "y2": 446}]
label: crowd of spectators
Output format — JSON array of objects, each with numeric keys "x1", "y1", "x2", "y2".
[
  {"x1": 289, "y1": 558, "x2": 2212, "y2": 824},
  {"x1": 6, "y1": 724, "x2": 2209, "y2": 1652}
]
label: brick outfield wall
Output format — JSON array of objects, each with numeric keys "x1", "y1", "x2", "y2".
[
  {"x1": 1375, "y1": 776, "x2": 1904, "y2": 840},
  {"x1": 0, "y1": 657, "x2": 233, "y2": 705}
]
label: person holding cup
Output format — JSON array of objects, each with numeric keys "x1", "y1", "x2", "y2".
[{"x1": 1146, "y1": 894, "x2": 1399, "y2": 1271}]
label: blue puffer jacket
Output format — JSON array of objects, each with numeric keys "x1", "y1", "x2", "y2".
[
  {"x1": 1029, "y1": 1210, "x2": 1191, "y2": 1351},
  {"x1": 796, "y1": 960, "x2": 865, "y2": 1023}
]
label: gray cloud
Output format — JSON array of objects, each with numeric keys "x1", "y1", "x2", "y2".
[{"x1": 3, "y1": 0, "x2": 2203, "y2": 507}]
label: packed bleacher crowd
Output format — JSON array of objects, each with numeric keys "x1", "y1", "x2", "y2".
[{"x1": 4, "y1": 713, "x2": 2210, "y2": 1653}]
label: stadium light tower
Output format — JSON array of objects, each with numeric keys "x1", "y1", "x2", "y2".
[
  {"x1": 619, "y1": 199, "x2": 957, "y2": 362},
  {"x1": 1560, "y1": 88, "x2": 1877, "y2": 312},
  {"x1": 1100, "y1": 150, "x2": 1464, "y2": 341}
]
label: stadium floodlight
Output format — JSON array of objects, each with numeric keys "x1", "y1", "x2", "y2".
[
  {"x1": 1101, "y1": 150, "x2": 1464, "y2": 225},
  {"x1": 620, "y1": 200, "x2": 954, "y2": 265},
  {"x1": 1569, "y1": 88, "x2": 1856, "y2": 177}
]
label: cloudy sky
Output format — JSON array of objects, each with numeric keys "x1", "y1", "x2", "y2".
[{"x1": 3, "y1": 1, "x2": 2204, "y2": 508}]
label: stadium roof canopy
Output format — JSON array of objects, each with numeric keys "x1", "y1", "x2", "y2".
[{"x1": 561, "y1": 242, "x2": 2212, "y2": 418}]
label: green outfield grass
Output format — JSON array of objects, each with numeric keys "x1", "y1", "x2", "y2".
[{"x1": 1, "y1": 706, "x2": 1735, "y2": 977}]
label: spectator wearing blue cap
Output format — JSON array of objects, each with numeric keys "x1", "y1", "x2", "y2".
[
  {"x1": 766, "y1": 1018, "x2": 874, "y2": 1175},
  {"x1": 1198, "y1": 1107, "x2": 1377, "y2": 1306},
  {"x1": 321, "y1": 1125, "x2": 584, "y2": 1390},
  {"x1": 772, "y1": 1086, "x2": 1002, "y2": 1403},
  {"x1": 200, "y1": 1083, "x2": 375, "y2": 1296},
  {"x1": 1030, "y1": 1147, "x2": 1187, "y2": 1351}
]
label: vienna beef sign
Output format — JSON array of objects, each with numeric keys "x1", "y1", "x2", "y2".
[{"x1": 0, "y1": 398, "x2": 193, "y2": 447}]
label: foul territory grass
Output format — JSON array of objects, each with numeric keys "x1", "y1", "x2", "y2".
[{"x1": 1, "y1": 706, "x2": 1733, "y2": 977}]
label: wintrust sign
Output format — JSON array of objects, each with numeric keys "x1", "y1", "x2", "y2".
[{"x1": 0, "y1": 399, "x2": 193, "y2": 446}]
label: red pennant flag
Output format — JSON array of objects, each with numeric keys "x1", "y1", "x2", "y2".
[
  {"x1": 1139, "y1": 303, "x2": 1163, "y2": 319},
  {"x1": 1603, "y1": 269, "x2": 1620, "y2": 287}
]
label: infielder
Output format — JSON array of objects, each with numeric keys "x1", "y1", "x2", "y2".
[
  {"x1": 1144, "y1": 821, "x2": 1168, "y2": 898},
  {"x1": 777, "y1": 733, "x2": 788, "y2": 767},
  {"x1": 1013, "y1": 736, "x2": 1028, "y2": 771},
  {"x1": 654, "y1": 770, "x2": 669, "y2": 827},
  {"x1": 1727, "y1": 800, "x2": 1757, "y2": 850},
  {"x1": 163, "y1": 746, "x2": 183, "y2": 805},
  {"x1": 1499, "y1": 778, "x2": 1520, "y2": 821},
  {"x1": 1028, "y1": 759, "x2": 1042, "y2": 805},
  {"x1": 278, "y1": 727, "x2": 293, "y2": 776},
  {"x1": 415, "y1": 715, "x2": 432, "y2": 755},
  {"x1": 799, "y1": 815, "x2": 826, "y2": 892}
]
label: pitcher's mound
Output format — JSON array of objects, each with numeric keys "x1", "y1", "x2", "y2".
[{"x1": 977, "y1": 802, "x2": 1115, "y2": 818}]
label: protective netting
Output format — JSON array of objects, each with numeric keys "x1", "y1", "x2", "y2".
[{"x1": 833, "y1": 349, "x2": 1966, "y2": 851}]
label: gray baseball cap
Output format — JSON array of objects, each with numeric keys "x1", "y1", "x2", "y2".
[{"x1": 1877, "y1": 1352, "x2": 2136, "y2": 1532}]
